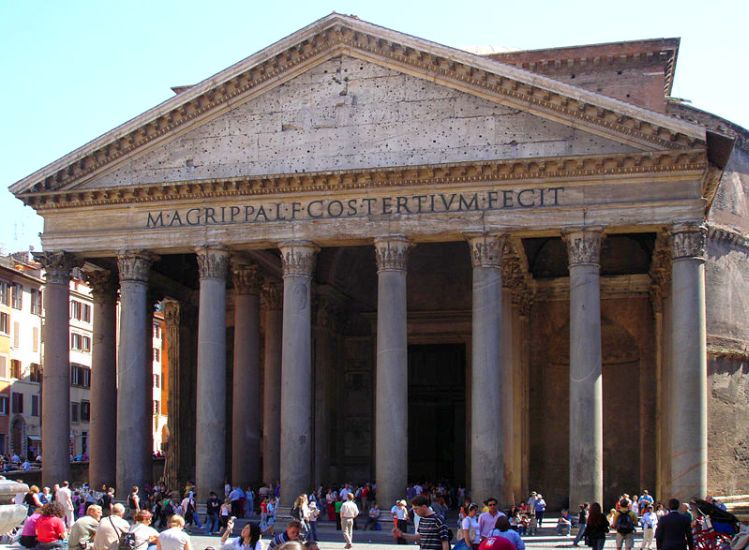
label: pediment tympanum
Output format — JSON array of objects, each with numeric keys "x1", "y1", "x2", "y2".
[
  {"x1": 10, "y1": 13, "x2": 705, "y2": 203},
  {"x1": 76, "y1": 56, "x2": 639, "y2": 190}
]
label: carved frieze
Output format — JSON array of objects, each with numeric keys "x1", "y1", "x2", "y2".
[
  {"x1": 374, "y1": 236, "x2": 410, "y2": 272},
  {"x1": 261, "y1": 282, "x2": 283, "y2": 310},
  {"x1": 33, "y1": 251, "x2": 80, "y2": 285},
  {"x1": 117, "y1": 251, "x2": 155, "y2": 282},
  {"x1": 466, "y1": 233, "x2": 505, "y2": 269},
  {"x1": 563, "y1": 228, "x2": 604, "y2": 267},
  {"x1": 232, "y1": 263, "x2": 262, "y2": 295},
  {"x1": 279, "y1": 241, "x2": 318, "y2": 278},
  {"x1": 672, "y1": 222, "x2": 707, "y2": 260},
  {"x1": 195, "y1": 246, "x2": 230, "y2": 280}
]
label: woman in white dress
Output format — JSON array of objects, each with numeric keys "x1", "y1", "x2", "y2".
[{"x1": 157, "y1": 515, "x2": 192, "y2": 550}]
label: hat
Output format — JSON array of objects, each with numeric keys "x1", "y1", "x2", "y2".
[
  {"x1": 309, "y1": 502, "x2": 317, "y2": 508},
  {"x1": 398, "y1": 500, "x2": 407, "y2": 506}
]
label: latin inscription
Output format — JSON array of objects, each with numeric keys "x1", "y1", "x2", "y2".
[{"x1": 145, "y1": 187, "x2": 564, "y2": 228}]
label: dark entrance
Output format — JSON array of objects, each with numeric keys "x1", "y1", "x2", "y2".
[{"x1": 408, "y1": 344, "x2": 466, "y2": 484}]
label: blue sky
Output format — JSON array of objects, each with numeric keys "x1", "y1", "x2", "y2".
[{"x1": 1, "y1": 0, "x2": 746, "y2": 253}]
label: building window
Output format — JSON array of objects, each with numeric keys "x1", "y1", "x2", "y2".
[
  {"x1": 70, "y1": 300, "x2": 91, "y2": 323},
  {"x1": 0, "y1": 313, "x2": 8, "y2": 335},
  {"x1": 29, "y1": 363, "x2": 41, "y2": 383},
  {"x1": 153, "y1": 400, "x2": 160, "y2": 415},
  {"x1": 30, "y1": 289, "x2": 42, "y2": 315},
  {"x1": 0, "y1": 397, "x2": 7, "y2": 416},
  {"x1": 0, "y1": 281, "x2": 9, "y2": 306},
  {"x1": 81, "y1": 432, "x2": 87, "y2": 455},
  {"x1": 70, "y1": 364, "x2": 91, "y2": 388},
  {"x1": 11, "y1": 283, "x2": 23, "y2": 310},
  {"x1": 153, "y1": 323, "x2": 161, "y2": 339},
  {"x1": 11, "y1": 393, "x2": 23, "y2": 414},
  {"x1": 153, "y1": 374, "x2": 160, "y2": 388},
  {"x1": 12, "y1": 322, "x2": 20, "y2": 349},
  {"x1": 81, "y1": 400, "x2": 90, "y2": 421},
  {"x1": 32, "y1": 327, "x2": 39, "y2": 353},
  {"x1": 31, "y1": 395, "x2": 39, "y2": 417},
  {"x1": 10, "y1": 360, "x2": 21, "y2": 379},
  {"x1": 70, "y1": 333, "x2": 91, "y2": 352},
  {"x1": 0, "y1": 357, "x2": 6, "y2": 379},
  {"x1": 153, "y1": 348, "x2": 160, "y2": 362},
  {"x1": 71, "y1": 402, "x2": 79, "y2": 423}
]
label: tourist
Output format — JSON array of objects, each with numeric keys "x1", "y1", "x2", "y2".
[
  {"x1": 534, "y1": 494, "x2": 546, "y2": 528},
  {"x1": 364, "y1": 503, "x2": 380, "y2": 531},
  {"x1": 68, "y1": 504, "x2": 102, "y2": 550},
  {"x1": 268, "y1": 520, "x2": 302, "y2": 550},
  {"x1": 392, "y1": 499, "x2": 409, "y2": 544},
  {"x1": 306, "y1": 501, "x2": 320, "y2": 542},
  {"x1": 613, "y1": 498, "x2": 639, "y2": 550},
  {"x1": 639, "y1": 491, "x2": 655, "y2": 515},
  {"x1": 654, "y1": 499, "x2": 694, "y2": 550},
  {"x1": 181, "y1": 491, "x2": 202, "y2": 531},
  {"x1": 392, "y1": 494, "x2": 450, "y2": 550},
  {"x1": 158, "y1": 514, "x2": 192, "y2": 550},
  {"x1": 556, "y1": 509, "x2": 572, "y2": 536},
  {"x1": 57, "y1": 481, "x2": 75, "y2": 528},
  {"x1": 291, "y1": 494, "x2": 310, "y2": 538},
  {"x1": 461, "y1": 503, "x2": 480, "y2": 550},
  {"x1": 488, "y1": 516, "x2": 525, "y2": 550},
  {"x1": 334, "y1": 495, "x2": 343, "y2": 531},
  {"x1": 572, "y1": 502, "x2": 589, "y2": 547},
  {"x1": 220, "y1": 518, "x2": 263, "y2": 550},
  {"x1": 585, "y1": 503, "x2": 610, "y2": 550},
  {"x1": 129, "y1": 510, "x2": 160, "y2": 550},
  {"x1": 129, "y1": 486, "x2": 141, "y2": 519},
  {"x1": 40, "y1": 486, "x2": 52, "y2": 505},
  {"x1": 100, "y1": 487, "x2": 114, "y2": 517},
  {"x1": 478, "y1": 498, "x2": 505, "y2": 541},
  {"x1": 206, "y1": 491, "x2": 222, "y2": 535},
  {"x1": 35, "y1": 502, "x2": 68, "y2": 549},
  {"x1": 23, "y1": 485, "x2": 43, "y2": 515},
  {"x1": 19, "y1": 505, "x2": 42, "y2": 548},
  {"x1": 340, "y1": 492, "x2": 360, "y2": 549},
  {"x1": 640, "y1": 504, "x2": 658, "y2": 550},
  {"x1": 93, "y1": 503, "x2": 130, "y2": 550}
]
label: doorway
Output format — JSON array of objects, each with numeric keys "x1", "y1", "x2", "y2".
[{"x1": 408, "y1": 344, "x2": 466, "y2": 484}]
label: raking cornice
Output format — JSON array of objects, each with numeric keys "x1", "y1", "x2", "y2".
[{"x1": 9, "y1": 13, "x2": 707, "y2": 199}]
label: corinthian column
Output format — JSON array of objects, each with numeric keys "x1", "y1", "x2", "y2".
[
  {"x1": 374, "y1": 236, "x2": 410, "y2": 508},
  {"x1": 231, "y1": 262, "x2": 262, "y2": 486},
  {"x1": 117, "y1": 251, "x2": 155, "y2": 494},
  {"x1": 564, "y1": 228, "x2": 604, "y2": 507},
  {"x1": 35, "y1": 251, "x2": 78, "y2": 487},
  {"x1": 195, "y1": 246, "x2": 230, "y2": 498},
  {"x1": 84, "y1": 270, "x2": 118, "y2": 489},
  {"x1": 262, "y1": 282, "x2": 283, "y2": 485},
  {"x1": 467, "y1": 234, "x2": 505, "y2": 505},
  {"x1": 279, "y1": 242, "x2": 318, "y2": 505},
  {"x1": 670, "y1": 223, "x2": 707, "y2": 500}
]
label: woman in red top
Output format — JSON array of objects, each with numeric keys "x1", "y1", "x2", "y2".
[{"x1": 35, "y1": 501, "x2": 67, "y2": 548}]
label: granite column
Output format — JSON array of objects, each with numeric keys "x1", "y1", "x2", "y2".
[
  {"x1": 670, "y1": 223, "x2": 707, "y2": 500},
  {"x1": 195, "y1": 246, "x2": 230, "y2": 498},
  {"x1": 36, "y1": 252, "x2": 77, "y2": 487},
  {"x1": 262, "y1": 283, "x2": 283, "y2": 485},
  {"x1": 231, "y1": 262, "x2": 262, "y2": 486},
  {"x1": 374, "y1": 236, "x2": 410, "y2": 508},
  {"x1": 467, "y1": 234, "x2": 505, "y2": 505},
  {"x1": 279, "y1": 242, "x2": 318, "y2": 505},
  {"x1": 564, "y1": 228, "x2": 604, "y2": 507}
]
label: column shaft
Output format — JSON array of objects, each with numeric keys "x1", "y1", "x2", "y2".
[
  {"x1": 232, "y1": 264, "x2": 262, "y2": 486},
  {"x1": 670, "y1": 224, "x2": 707, "y2": 500},
  {"x1": 36, "y1": 252, "x2": 76, "y2": 486},
  {"x1": 262, "y1": 283, "x2": 283, "y2": 485},
  {"x1": 565, "y1": 228, "x2": 604, "y2": 507},
  {"x1": 374, "y1": 236, "x2": 410, "y2": 508},
  {"x1": 116, "y1": 252, "x2": 153, "y2": 494},
  {"x1": 195, "y1": 247, "x2": 229, "y2": 497},
  {"x1": 86, "y1": 271, "x2": 118, "y2": 488},
  {"x1": 468, "y1": 235, "x2": 504, "y2": 505},
  {"x1": 279, "y1": 242, "x2": 318, "y2": 505}
]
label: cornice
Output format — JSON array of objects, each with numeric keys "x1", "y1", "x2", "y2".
[
  {"x1": 11, "y1": 17, "x2": 705, "y2": 199},
  {"x1": 20, "y1": 149, "x2": 707, "y2": 211},
  {"x1": 707, "y1": 223, "x2": 749, "y2": 252}
]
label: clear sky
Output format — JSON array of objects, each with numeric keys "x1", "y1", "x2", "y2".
[{"x1": 1, "y1": 0, "x2": 747, "y2": 253}]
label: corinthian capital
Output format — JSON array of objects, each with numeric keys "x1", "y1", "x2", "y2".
[
  {"x1": 261, "y1": 282, "x2": 283, "y2": 310},
  {"x1": 117, "y1": 251, "x2": 156, "y2": 283},
  {"x1": 374, "y1": 236, "x2": 410, "y2": 272},
  {"x1": 196, "y1": 247, "x2": 230, "y2": 280},
  {"x1": 83, "y1": 270, "x2": 117, "y2": 298},
  {"x1": 563, "y1": 227, "x2": 604, "y2": 267},
  {"x1": 466, "y1": 233, "x2": 506, "y2": 269},
  {"x1": 672, "y1": 222, "x2": 707, "y2": 260},
  {"x1": 279, "y1": 241, "x2": 318, "y2": 278},
  {"x1": 232, "y1": 263, "x2": 262, "y2": 295},
  {"x1": 33, "y1": 251, "x2": 80, "y2": 285}
]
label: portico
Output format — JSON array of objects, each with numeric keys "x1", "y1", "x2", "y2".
[{"x1": 12, "y1": 14, "x2": 733, "y2": 507}]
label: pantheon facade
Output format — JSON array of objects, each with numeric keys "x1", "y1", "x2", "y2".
[{"x1": 10, "y1": 15, "x2": 749, "y2": 509}]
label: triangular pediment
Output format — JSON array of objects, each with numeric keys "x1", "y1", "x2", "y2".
[{"x1": 10, "y1": 13, "x2": 706, "y2": 198}]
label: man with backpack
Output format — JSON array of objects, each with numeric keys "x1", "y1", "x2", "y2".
[{"x1": 613, "y1": 499, "x2": 639, "y2": 550}]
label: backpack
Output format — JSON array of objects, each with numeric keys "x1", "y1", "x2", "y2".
[
  {"x1": 110, "y1": 518, "x2": 140, "y2": 550},
  {"x1": 615, "y1": 511, "x2": 635, "y2": 535}
]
